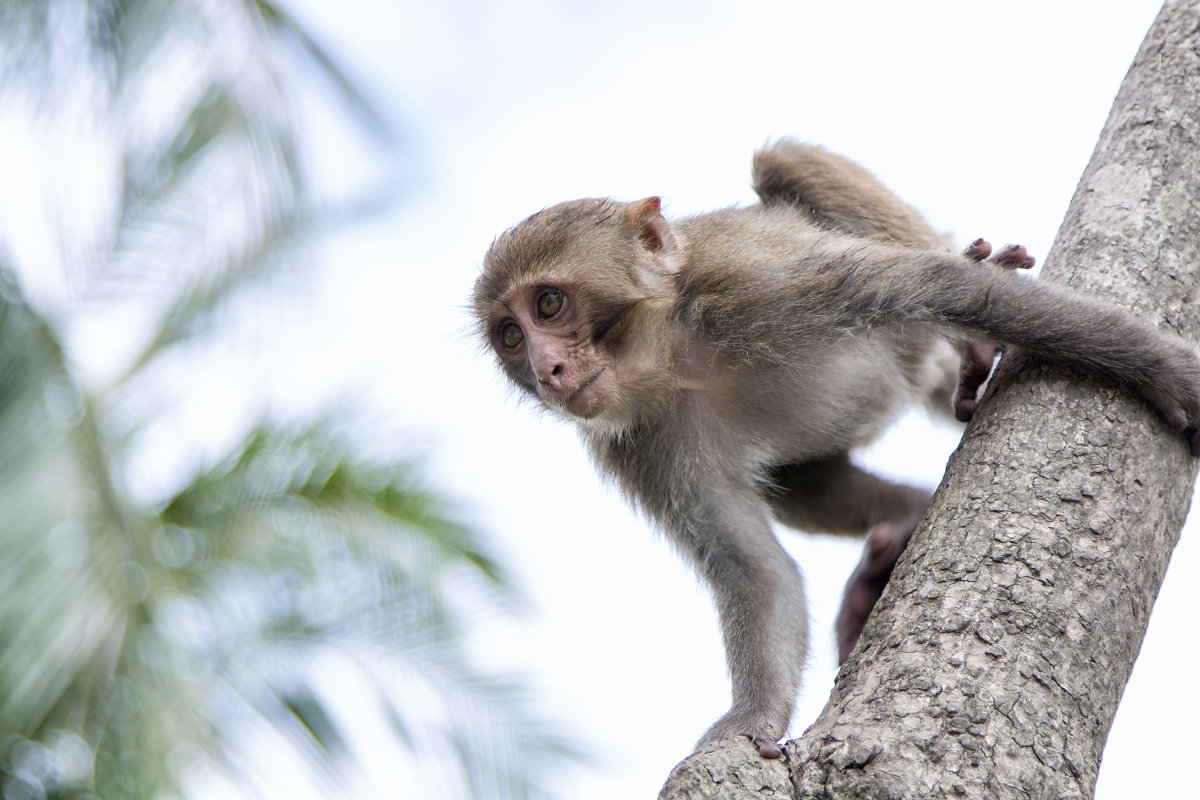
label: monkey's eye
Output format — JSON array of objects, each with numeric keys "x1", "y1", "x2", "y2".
[
  {"x1": 500, "y1": 322, "x2": 524, "y2": 349},
  {"x1": 536, "y1": 288, "x2": 564, "y2": 319}
]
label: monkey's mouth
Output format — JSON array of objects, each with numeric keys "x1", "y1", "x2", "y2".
[{"x1": 564, "y1": 369, "x2": 609, "y2": 418}]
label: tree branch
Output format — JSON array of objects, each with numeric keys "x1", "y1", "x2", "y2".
[{"x1": 659, "y1": 1, "x2": 1200, "y2": 797}]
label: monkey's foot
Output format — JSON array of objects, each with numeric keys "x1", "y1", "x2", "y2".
[
  {"x1": 964, "y1": 238, "x2": 1036, "y2": 270},
  {"x1": 836, "y1": 521, "x2": 915, "y2": 663},
  {"x1": 752, "y1": 738, "x2": 784, "y2": 759},
  {"x1": 954, "y1": 340, "x2": 1000, "y2": 422},
  {"x1": 697, "y1": 711, "x2": 786, "y2": 759}
]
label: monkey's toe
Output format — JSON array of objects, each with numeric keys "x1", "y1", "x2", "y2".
[
  {"x1": 963, "y1": 238, "x2": 991, "y2": 261},
  {"x1": 991, "y1": 244, "x2": 1036, "y2": 270},
  {"x1": 752, "y1": 737, "x2": 784, "y2": 759},
  {"x1": 954, "y1": 396, "x2": 978, "y2": 423}
]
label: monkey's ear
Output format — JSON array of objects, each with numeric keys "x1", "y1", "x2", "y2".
[{"x1": 625, "y1": 197, "x2": 681, "y2": 276}]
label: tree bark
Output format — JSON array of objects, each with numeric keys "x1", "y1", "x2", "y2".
[{"x1": 659, "y1": 2, "x2": 1200, "y2": 798}]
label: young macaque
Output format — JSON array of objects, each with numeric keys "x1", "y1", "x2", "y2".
[{"x1": 473, "y1": 140, "x2": 1200, "y2": 759}]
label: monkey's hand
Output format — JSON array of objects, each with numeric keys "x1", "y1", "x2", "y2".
[
  {"x1": 1135, "y1": 343, "x2": 1200, "y2": 457},
  {"x1": 835, "y1": 521, "x2": 916, "y2": 663}
]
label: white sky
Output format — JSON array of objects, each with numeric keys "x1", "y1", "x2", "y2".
[
  {"x1": 273, "y1": 1, "x2": 1194, "y2": 797},
  {"x1": 4, "y1": 1, "x2": 1194, "y2": 798}
]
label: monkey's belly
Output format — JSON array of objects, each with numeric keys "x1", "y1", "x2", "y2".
[{"x1": 721, "y1": 333, "x2": 958, "y2": 461}]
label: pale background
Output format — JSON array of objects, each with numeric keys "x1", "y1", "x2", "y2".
[{"x1": 268, "y1": 1, "x2": 1193, "y2": 797}]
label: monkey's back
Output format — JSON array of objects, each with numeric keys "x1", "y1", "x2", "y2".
[{"x1": 668, "y1": 204, "x2": 961, "y2": 459}]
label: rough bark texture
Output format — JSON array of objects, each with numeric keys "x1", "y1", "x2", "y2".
[{"x1": 659, "y1": 2, "x2": 1200, "y2": 798}]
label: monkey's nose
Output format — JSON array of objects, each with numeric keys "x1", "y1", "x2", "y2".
[
  {"x1": 528, "y1": 350, "x2": 563, "y2": 385},
  {"x1": 536, "y1": 364, "x2": 568, "y2": 394}
]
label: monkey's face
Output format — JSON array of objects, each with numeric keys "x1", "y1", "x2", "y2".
[
  {"x1": 484, "y1": 279, "x2": 618, "y2": 420},
  {"x1": 476, "y1": 195, "x2": 682, "y2": 428}
]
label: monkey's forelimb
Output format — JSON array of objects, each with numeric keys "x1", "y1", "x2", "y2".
[
  {"x1": 591, "y1": 431, "x2": 809, "y2": 760},
  {"x1": 928, "y1": 257, "x2": 1200, "y2": 452},
  {"x1": 679, "y1": 220, "x2": 1200, "y2": 454}
]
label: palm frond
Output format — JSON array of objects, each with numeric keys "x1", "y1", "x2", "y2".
[{"x1": 0, "y1": 2, "x2": 574, "y2": 798}]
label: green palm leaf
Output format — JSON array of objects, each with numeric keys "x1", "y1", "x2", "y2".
[{"x1": 0, "y1": 2, "x2": 572, "y2": 798}]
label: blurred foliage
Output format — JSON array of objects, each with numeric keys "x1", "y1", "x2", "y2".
[{"x1": 0, "y1": 1, "x2": 569, "y2": 798}]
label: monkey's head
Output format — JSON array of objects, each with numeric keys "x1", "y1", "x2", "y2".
[{"x1": 474, "y1": 196, "x2": 682, "y2": 429}]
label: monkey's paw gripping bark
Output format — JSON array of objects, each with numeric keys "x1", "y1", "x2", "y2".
[
  {"x1": 752, "y1": 738, "x2": 783, "y2": 760},
  {"x1": 835, "y1": 521, "x2": 915, "y2": 663},
  {"x1": 1135, "y1": 345, "x2": 1200, "y2": 456}
]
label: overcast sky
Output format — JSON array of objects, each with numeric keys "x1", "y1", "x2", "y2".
[{"x1": 259, "y1": 1, "x2": 1199, "y2": 797}]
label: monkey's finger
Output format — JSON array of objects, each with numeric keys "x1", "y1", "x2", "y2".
[{"x1": 963, "y1": 238, "x2": 991, "y2": 261}]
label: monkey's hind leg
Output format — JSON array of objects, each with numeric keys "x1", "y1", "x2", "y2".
[
  {"x1": 766, "y1": 454, "x2": 931, "y2": 662},
  {"x1": 834, "y1": 521, "x2": 914, "y2": 662},
  {"x1": 766, "y1": 454, "x2": 930, "y2": 536}
]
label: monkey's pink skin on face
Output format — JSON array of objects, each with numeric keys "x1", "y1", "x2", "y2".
[
  {"x1": 560, "y1": 367, "x2": 612, "y2": 419},
  {"x1": 475, "y1": 140, "x2": 1200, "y2": 760}
]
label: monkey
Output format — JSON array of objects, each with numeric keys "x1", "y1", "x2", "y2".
[{"x1": 473, "y1": 140, "x2": 1200, "y2": 760}]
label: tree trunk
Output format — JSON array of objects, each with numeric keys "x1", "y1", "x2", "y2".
[{"x1": 658, "y1": 2, "x2": 1200, "y2": 797}]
